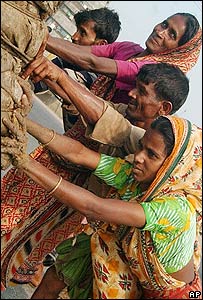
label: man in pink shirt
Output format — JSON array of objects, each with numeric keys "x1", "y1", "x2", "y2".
[{"x1": 46, "y1": 12, "x2": 201, "y2": 105}]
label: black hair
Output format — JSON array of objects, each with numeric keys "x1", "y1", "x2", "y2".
[
  {"x1": 136, "y1": 63, "x2": 189, "y2": 114},
  {"x1": 74, "y1": 7, "x2": 121, "y2": 43},
  {"x1": 151, "y1": 116, "x2": 175, "y2": 156},
  {"x1": 172, "y1": 13, "x2": 200, "y2": 46}
]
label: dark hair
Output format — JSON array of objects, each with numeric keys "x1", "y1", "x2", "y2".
[
  {"x1": 151, "y1": 116, "x2": 175, "y2": 156},
  {"x1": 171, "y1": 13, "x2": 200, "y2": 46},
  {"x1": 74, "y1": 7, "x2": 121, "y2": 43},
  {"x1": 136, "y1": 63, "x2": 189, "y2": 114}
]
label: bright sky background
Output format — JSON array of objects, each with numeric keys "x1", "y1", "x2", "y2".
[{"x1": 108, "y1": 1, "x2": 202, "y2": 127}]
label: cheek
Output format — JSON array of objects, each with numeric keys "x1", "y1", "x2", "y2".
[
  {"x1": 142, "y1": 106, "x2": 157, "y2": 117},
  {"x1": 146, "y1": 160, "x2": 163, "y2": 176},
  {"x1": 165, "y1": 40, "x2": 179, "y2": 50},
  {"x1": 81, "y1": 39, "x2": 92, "y2": 46}
]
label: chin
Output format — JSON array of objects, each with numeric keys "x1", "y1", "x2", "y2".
[{"x1": 126, "y1": 109, "x2": 137, "y2": 120}]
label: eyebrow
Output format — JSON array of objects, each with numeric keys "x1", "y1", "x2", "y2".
[
  {"x1": 138, "y1": 139, "x2": 142, "y2": 147},
  {"x1": 166, "y1": 18, "x2": 178, "y2": 39},
  {"x1": 137, "y1": 83, "x2": 148, "y2": 96},
  {"x1": 139, "y1": 138, "x2": 161, "y2": 158},
  {"x1": 171, "y1": 28, "x2": 177, "y2": 39}
]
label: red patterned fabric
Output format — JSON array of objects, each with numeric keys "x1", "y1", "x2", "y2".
[
  {"x1": 1, "y1": 117, "x2": 99, "y2": 288},
  {"x1": 143, "y1": 272, "x2": 202, "y2": 299}
]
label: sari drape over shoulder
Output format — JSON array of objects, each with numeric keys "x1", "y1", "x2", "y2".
[
  {"x1": 1, "y1": 27, "x2": 202, "y2": 290},
  {"x1": 90, "y1": 28, "x2": 202, "y2": 101},
  {"x1": 90, "y1": 116, "x2": 202, "y2": 298}
]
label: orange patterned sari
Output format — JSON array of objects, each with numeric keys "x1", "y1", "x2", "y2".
[
  {"x1": 1, "y1": 27, "x2": 202, "y2": 291},
  {"x1": 90, "y1": 116, "x2": 202, "y2": 299},
  {"x1": 90, "y1": 28, "x2": 202, "y2": 101}
]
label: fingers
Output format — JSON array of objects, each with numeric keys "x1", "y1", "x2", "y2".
[
  {"x1": 21, "y1": 55, "x2": 63, "y2": 83},
  {"x1": 1, "y1": 137, "x2": 19, "y2": 148},
  {"x1": 15, "y1": 111, "x2": 26, "y2": 129},
  {"x1": 17, "y1": 76, "x2": 34, "y2": 103},
  {"x1": 2, "y1": 117, "x2": 14, "y2": 133},
  {"x1": 21, "y1": 56, "x2": 45, "y2": 80},
  {"x1": 1, "y1": 143, "x2": 29, "y2": 169},
  {"x1": 35, "y1": 28, "x2": 49, "y2": 58},
  {"x1": 20, "y1": 94, "x2": 32, "y2": 117},
  {"x1": 2, "y1": 117, "x2": 26, "y2": 141}
]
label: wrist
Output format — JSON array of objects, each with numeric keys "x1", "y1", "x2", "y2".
[
  {"x1": 14, "y1": 154, "x2": 30, "y2": 170},
  {"x1": 56, "y1": 69, "x2": 65, "y2": 84},
  {"x1": 39, "y1": 129, "x2": 56, "y2": 148}
]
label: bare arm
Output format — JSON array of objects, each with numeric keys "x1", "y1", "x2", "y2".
[
  {"x1": 2, "y1": 115, "x2": 146, "y2": 228},
  {"x1": 43, "y1": 78, "x2": 72, "y2": 105},
  {"x1": 22, "y1": 56, "x2": 106, "y2": 124},
  {"x1": 25, "y1": 118, "x2": 99, "y2": 169},
  {"x1": 46, "y1": 35, "x2": 117, "y2": 77},
  {"x1": 9, "y1": 155, "x2": 146, "y2": 227}
]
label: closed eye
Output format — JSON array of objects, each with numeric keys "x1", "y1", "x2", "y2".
[
  {"x1": 169, "y1": 29, "x2": 177, "y2": 40},
  {"x1": 161, "y1": 20, "x2": 168, "y2": 29},
  {"x1": 147, "y1": 149, "x2": 157, "y2": 158},
  {"x1": 138, "y1": 139, "x2": 143, "y2": 150},
  {"x1": 79, "y1": 29, "x2": 87, "y2": 37}
]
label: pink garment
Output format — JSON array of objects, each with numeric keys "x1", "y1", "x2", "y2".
[
  {"x1": 91, "y1": 41, "x2": 155, "y2": 89},
  {"x1": 91, "y1": 41, "x2": 155, "y2": 104}
]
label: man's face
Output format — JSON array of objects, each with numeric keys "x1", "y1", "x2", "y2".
[
  {"x1": 133, "y1": 128, "x2": 167, "y2": 189},
  {"x1": 145, "y1": 14, "x2": 186, "y2": 54},
  {"x1": 126, "y1": 82, "x2": 163, "y2": 124},
  {"x1": 71, "y1": 20, "x2": 97, "y2": 45}
]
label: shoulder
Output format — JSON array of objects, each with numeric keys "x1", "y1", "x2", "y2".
[{"x1": 113, "y1": 41, "x2": 143, "y2": 51}]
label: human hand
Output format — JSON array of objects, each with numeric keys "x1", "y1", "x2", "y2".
[
  {"x1": 17, "y1": 77, "x2": 33, "y2": 116},
  {"x1": 1, "y1": 112, "x2": 29, "y2": 169},
  {"x1": 21, "y1": 55, "x2": 63, "y2": 83},
  {"x1": 35, "y1": 26, "x2": 49, "y2": 59}
]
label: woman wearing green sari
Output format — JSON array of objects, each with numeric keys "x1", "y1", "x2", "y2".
[{"x1": 2, "y1": 114, "x2": 202, "y2": 299}]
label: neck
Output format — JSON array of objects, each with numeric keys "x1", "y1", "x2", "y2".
[
  {"x1": 135, "y1": 48, "x2": 152, "y2": 58},
  {"x1": 139, "y1": 182, "x2": 150, "y2": 193},
  {"x1": 128, "y1": 118, "x2": 152, "y2": 130}
]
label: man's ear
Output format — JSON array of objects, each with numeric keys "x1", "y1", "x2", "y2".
[
  {"x1": 95, "y1": 39, "x2": 108, "y2": 45},
  {"x1": 159, "y1": 101, "x2": 173, "y2": 115}
]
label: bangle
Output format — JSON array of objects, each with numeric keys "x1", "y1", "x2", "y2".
[
  {"x1": 39, "y1": 129, "x2": 56, "y2": 147},
  {"x1": 48, "y1": 176, "x2": 62, "y2": 196}
]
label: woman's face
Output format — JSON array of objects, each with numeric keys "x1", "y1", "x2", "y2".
[
  {"x1": 133, "y1": 128, "x2": 168, "y2": 189},
  {"x1": 145, "y1": 14, "x2": 187, "y2": 54}
]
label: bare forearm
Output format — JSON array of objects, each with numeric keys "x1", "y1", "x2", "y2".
[
  {"x1": 22, "y1": 56, "x2": 104, "y2": 124},
  {"x1": 56, "y1": 71, "x2": 104, "y2": 124},
  {"x1": 46, "y1": 36, "x2": 93, "y2": 69},
  {"x1": 22, "y1": 157, "x2": 99, "y2": 214},
  {"x1": 43, "y1": 78, "x2": 72, "y2": 104},
  {"x1": 26, "y1": 117, "x2": 81, "y2": 159},
  {"x1": 22, "y1": 157, "x2": 145, "y2": 227},
  {"x1": 21, "y1": 157, "x2": 104, "y2": 219},
  {"x1": 26, "y1": 118, "x2": 99, "y2": 168},
  {"x1": 43, "y1": 74, "x2": 104, "y2": 124},
  {"x1": 46, "y1": 35, "x2": 91, "y2": 56},
  {"x1": 46, "y1": 36, "x2": 117, "y2": 76}
]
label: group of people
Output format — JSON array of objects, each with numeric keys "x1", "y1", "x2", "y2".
[{"x1": 1, "y1": 5, "x2": 202, "y2": 299}]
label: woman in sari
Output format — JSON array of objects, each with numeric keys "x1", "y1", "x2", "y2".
[
  {"x1": 1, "y1": 12, "x2": 201, "y2": 289},
  {"x1": 45, "y1": 12, "x2": 202, "y2": 103},
  {"x1": 2, "y1": 114, "x2": 202, "y2": 299}
]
